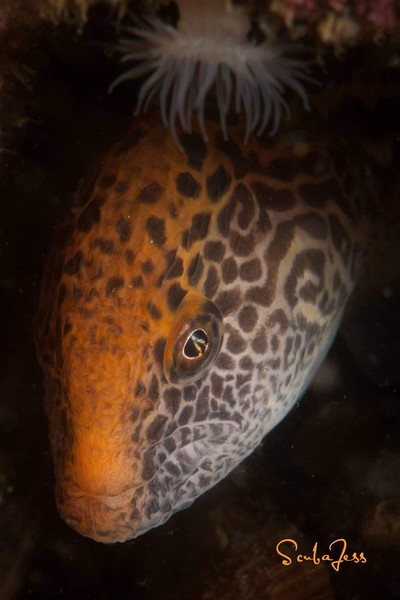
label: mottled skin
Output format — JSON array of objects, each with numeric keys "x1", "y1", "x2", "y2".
[{"x1": 35, "y1": 111, "x2": 379, "y2": 543}]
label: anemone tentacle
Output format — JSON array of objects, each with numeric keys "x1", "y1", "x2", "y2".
[{"x1": 110, "y1": 3, "x2": 313, "y2": 141}]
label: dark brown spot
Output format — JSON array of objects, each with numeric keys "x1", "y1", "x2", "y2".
[
  {"x1": 63, "y1": 318, "x2": 72, "y2": 336},
  {"x1": 98, "y1": 174, "x2": 117, "y2": 189},
  {"x1": 167, "y1": 283, "x2": 187, "y2": 311},
  {"x1": 215, "y1": 352, "x2": 235, "y2": 370},
  {"x1": 77, "y1": 199, "x2": 102, "y2": 232},
  {"x1": 295, "y1": 212, "x2": 328, "y2": 240},
  {"x1": 178, "y1": 405, "x2": 193, "y2": 425},
  {"x1": 238, "y1": 305, "x2": 258, "y2": 332},
  {"x1": 210, "y1": 373, "x2": 224, "y2": 398},
  {"x1": 160, "y1": 248, "x2": 173, "y2": 268},
  {"x1": 178, "y1": 132, "x2": 207, "y2": 170},
  {"x1": 88, "y1": 287, "x2": 99, "y2": 302},
  {"x1": 267, "y1": 357, "x2": 281, "y2": 370},
  {"x1": 294, "y1": 333, "x2": 302, "y2": 351},
  {"x1": 153, "y1": 337, "x2": 166, "y2": 366},
  {"x1": 93, "y1": 238, "x2": 115, "y2": 255},
  {"x1": 106, "y1": 277, "x2": 124, "y2": 296},
  {"x1": 252, "y1": 329, "x2": 267, "y2": 354},
  {"x1": 229, "y1": 231, "x2": 255, "y2": 257},
  {"x1": 130, "y1": 407, "x2": 140, "y2": 424},
  {"x1": 206, "y1": 165, "x2": 232, "y2": 202},
  {"x1": 181, "y1": 230, "x2": 189, "y2": 249},
  {"x1": 203, "y1": 265, "x2": 219, "y2": 298},
  {"x1": 72, "y1": 284, "x2": 82, "y2": 300},
  {"x1": 204, "y1": 241, "x2": 225, "y2": 262},
  {"x1": 138, "y1": 181, "x2": 164, "y2": 204},
  {"x1": 185, "y1": 212, "x2": 211, "y2": 249},
  {"x1": 141, "y1": 451, "x2": 156, "y2": 481},
  {"x1": 148, "y1": 375, "x2": 160, "y2": 401},
  {"x1": 182, "y1": 385, "x2": 196, "y2": 402},
  {"x1": 114, "y1": 180, "x2": 129, "y2": 194},
  {"x1": 234, "y1": 184, "x2": 255, "y2": 230},
  {"x1": 131, "y1": 275, "x2": 144, "y2": 288},
  {"x1": 148, "y1": 303, "x2": 162, "y2": 320},
  {"x1": 214, "y1": 288, "x2": 242, "y2": 316},
  {"x1": 134, "y1": 381, "x2": 146, "y2": 398},
  {"x1": 141, "y1": 259, "x2": 154, "y2": 274},
  {"x1": 164, "y1": 461, "x2": 180, "y2": 477},
  {"x1": 165, "y1": 387, "x2": 182, "y2": 414},
  {"x1": 257, "y1": 206, "x2": 272, "y2": 234},
  {"x1": 164, "y1": 437, "x2": 176, "y2": 453},
  {"x1": 271, "y1": 334, "x2": 279, "y2": 353},
  {"x1": 222, "y1": 385, "x2": 235, "y2": 407},
  {"x1": 239, "y1": 356, "x2": 254, "y2": 370},
  {"x1": 236, "y1": 372, "x2": 251, "y2": 388},
  {"x1": 94, "y1": 266, "x2": 104, "y2": 280},
  {"x1": 251, "y1": 181, "x2": 296, "y2": 211},
  {"x1": 64, "y1": 250, "x2": 83, "y2": 275},
  {"x1": 226, "y1": 330, "x2": 247, "y2": 354},
  {"x1": 239, "y1": 258, "x2": 262, "y2": 282},
  {"x1": 168, "y1": 204, "x2": 179, "y2": 218},
  {"x1": 124, "y1": 249, "x2": 135, "y2": 265},
  {"x1": 188, "y1": 254, "x2": 204, "y2": 286},
  {"x1": 284, "y1": 336, "x2": 294, "y2": 368},
  {"x1": 221, "y1": 257, "x2": 238, "y2": 284},
  {"x1": 115, "y1": 217, "x2": 132, "y2": 242},
  {"x1": 146, "y1": 216, "x2": 166, "y2": 247},
  {"x1": 176, "y1": 172, "x2": 201, "y2": 198},
  {"x1": 194, "y1": 386, "x2": 210, "y2": 421},
  {"x1": 215, "y1": 134, "x2": 248, "y2": 178},
  {"x1": 116, "y1": 127, "x2": 146, "y2": 156},
  {"x1": 265, "y1": 157, "x2": 298, "y2": 181},
  {"x1": 217, "y1": 201, "x2": 232, "y2": 238},
  {"x1": 166, "y1": 255, "x2": 184, "y2": 279},
  {"x1": 146, "y1": 415, "x2": 168, "y2": 442}
]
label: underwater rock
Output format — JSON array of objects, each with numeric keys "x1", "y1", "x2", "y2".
[{"x1": 177, "y1": 499, "x2": 335, "y2": 600}]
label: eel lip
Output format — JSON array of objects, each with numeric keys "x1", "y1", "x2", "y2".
[
  {"x1": 57, "y1": 485, "x2": 142, "y2": 544},
  {"x1": 57, "y1": 419, "x2": 244, "y2": 543}
]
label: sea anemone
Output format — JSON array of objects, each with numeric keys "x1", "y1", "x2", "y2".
[{"x1": 110, "y1": 0, "x2": 313, "y2": 141}]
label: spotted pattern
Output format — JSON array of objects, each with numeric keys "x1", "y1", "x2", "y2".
[{"x1": 35, "y1": 112, "x2": 379, "y2": 545}]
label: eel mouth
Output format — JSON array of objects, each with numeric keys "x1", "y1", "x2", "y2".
[
  {"x1": 58, "y1": 485, "x2": 145, "y2": 543},
  {"x1": 58, "y1": 419, "x2": 243, "y2": 543}
]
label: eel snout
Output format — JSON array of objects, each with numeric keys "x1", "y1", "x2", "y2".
[{"x1": 58, "y1": 485, "x2": 143, "y2": 543}]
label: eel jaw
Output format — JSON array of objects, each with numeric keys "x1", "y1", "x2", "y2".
[
  {"x1": 57, "y1": 420, "x2": 243, "y2": 543},
  {"x1": 57, "y1": 484, "x2": 148, "y2": 544}
]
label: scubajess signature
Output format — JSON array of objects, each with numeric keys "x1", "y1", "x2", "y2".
[{"x1": 276, "y1": 538, "x2": 367, "y2": 572}]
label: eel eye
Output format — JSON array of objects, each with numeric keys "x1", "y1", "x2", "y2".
[
  {"x1": 164, "y1": 293, "x2": 223, "y2": 385},
  {"x1": 183, "y1": 328, "x2": 209, "y2": 359}
]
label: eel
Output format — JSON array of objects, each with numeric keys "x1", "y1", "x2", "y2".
[{"x1": 35, "y1": 104, "x2": 390, "y2": 542}]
